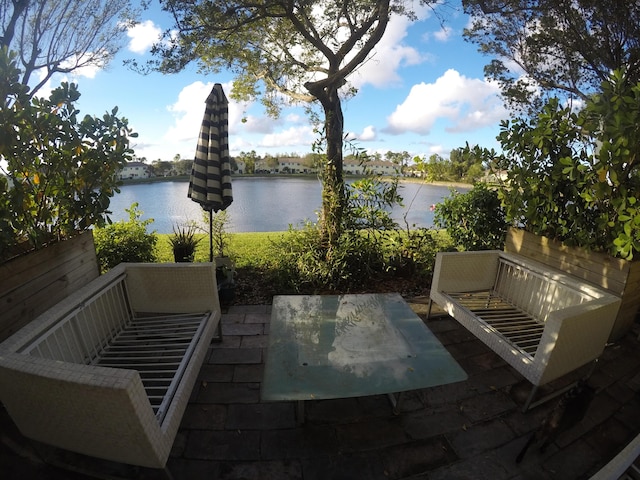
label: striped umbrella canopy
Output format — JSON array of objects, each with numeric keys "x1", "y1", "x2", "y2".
[{"x1": 188, "y1": 83, "x2": 233, "y2": 262}]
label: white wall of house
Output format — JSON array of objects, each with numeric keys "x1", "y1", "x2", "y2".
[{"x1": 118, "y1": 162, "x2": 151, "y2": 180}]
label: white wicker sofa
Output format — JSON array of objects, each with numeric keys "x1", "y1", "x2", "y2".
[
  {"x1": 428, "y1": 250, "x2": 621, "y2": 410},
  {"x1": 0, "y1": 262, "x2": 221, "y2": 469}
]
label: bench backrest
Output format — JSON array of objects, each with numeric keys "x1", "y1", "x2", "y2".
[
  {"x1": 18, "y1": 274, "x2": 130, "y2": 364},
  {"x1": 495, "y1": 256, "x2": 598, "y2": 323}
]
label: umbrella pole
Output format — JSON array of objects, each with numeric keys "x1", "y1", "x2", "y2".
[{"x1": 209, "y1": 211, "x2": 214, "y2": 263}]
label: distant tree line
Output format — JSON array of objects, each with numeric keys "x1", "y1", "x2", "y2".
[{"x1": 133, "y1": 148, "x2": 486, "y2": 183}]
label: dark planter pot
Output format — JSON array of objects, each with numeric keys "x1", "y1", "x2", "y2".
[
  {"x1": 173, "y1": 246, "x2": 194, "y2": 263},
  {"x1": 218, "y1": 281, "x2": 236, "y2": 306}
]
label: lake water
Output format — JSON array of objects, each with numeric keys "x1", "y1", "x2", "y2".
[{"x1": 107, "y1": 177, "x2": 468, "y2": 233}]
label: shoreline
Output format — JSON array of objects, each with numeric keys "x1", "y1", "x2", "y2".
[{"x1": 120, "y1": 174, "x2": 472, "y2": 190}]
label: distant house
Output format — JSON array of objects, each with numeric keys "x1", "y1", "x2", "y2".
[
  {"x1": 344, "y1": 160, "x2": 400, "y2": 176},
  {"x1": 278, "y1": 157, "x2": 314, "y2": 174},
  {"x1": 118, "y1": 161, "x2": 152, "y2": 180}
]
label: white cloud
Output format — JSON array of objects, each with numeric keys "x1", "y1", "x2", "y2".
[
  {"x1": 349, "y1": 15, "x2": 431, "y2": 89},
  {"x1": 385, "y1": 69, "x2": 507, "y2": 135},
  {"x1": 127, "y1": 20, "x2": 162, "y2": 54},
  {"x1": 357, "y1": 125, "x2": 377, "y2": 141},
  {"x1": 433, "y1": 26, "x2": 454, "y2": 42},
  {"x1": 242, "y1": 115, "x2": 279, "y2": 134},
  {"x1": 260, "y1": 126, "x2": 315, "y2": 148},
  {"x1": 164, "y1": 81, "x2": 249, "y2": 143}
]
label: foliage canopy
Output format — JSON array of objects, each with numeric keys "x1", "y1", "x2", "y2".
[
  {"x1": 463, "y1": 0, "x2": 640, "y2": 114},
  {"x1": 1, "y1": 0, "x2": 135, "y2": 96},
  {"x1": 470, "y1": 70, "x2": 640, "y2": 260},
  {"x1": 0, "y1": 49, "x2": 137, "y2": 261}
]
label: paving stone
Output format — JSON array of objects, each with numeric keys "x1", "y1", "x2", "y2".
[
  {"x1": 244, "y1": 313, "x2": 270, "y2": 324},
  {"x1": 305, "y1": 398, "x2": 363, "y2": 423},
  {"x1": 209, "y1": 347, "x2": 262, "y2": 365},
  {"x1": 459, "y1": 390, "x2": 517, "y2": 423},
  {"x1": 222, "y1": 313, "x2": 246, "y2": 324},
  {"x1": 423, "y1": 380, "x2": 480, "y2": 407},
  {"x1": 180, "y1": 404, "x2": 227, "y2": 430},
  {"x1": 445, "y1": 339, "x2": 494, "y2": 361},
  {"x1": 613, "y1": 399, "x2": 640, "y2": 431},
  {"x1": 198, "y1": 364, "x2": 234, "y2": 382},
  {"x1": 240, "y1": 334, "x2": 268, "y2": 348},
  {"x1": 427, "y1": 450, "x2": 513, "y2": 480},
  {"x1": 170, "y1": 430, "x2": 188, "y2": 458},
  {"x1": 336, "y1": 418, "x2": 408, "y2": 452},
  {"x1": 227, "y1": 305, "x2": 270, "y2": 314},
  {"x1": 401, "y1": 407, "x2": 469, "y2": 440},
  {"x1": 233, "y1": 364, "x2": 264, "y2": 382},
  {"x1": 222, "y1": 323, "x2": 264, "y2": 336},
  {"x1": 210, "y1": 335, "x2": 242, "y2": 349},
  {"x1": 196, "y1": 382, "x2": 261, "y2": 404},
  {"x1": 446, "y1": 418, "x2": 515, "y2": 459},
  {"x1": 184, "y1": 429, "x2": 261, "y2": 461},
  {"x1": 226, "y1": 403, "x2": 296, "y2": 430},
  {"x1": 301, "y1": 452, "x2": 388, "y2": 480},
  {"x1": 261, "y1": 425, "x2": 339, "y2": 460},
  {"x1": 459, "y1": 350, "x2": 508, "y2": 375},
  {"x1": 217, "y1": 460, "x2": 302, "y2": 480},
  {"x1": 167, "y1": 458, "x2": 220, "y2": 479},
  {"x1": 381, "y1": 437, "x2": 457, "y2": 478},
  {"x1": 541, "y1": 438, "x2": 600, "y2": 479},
  {"x1": 583, "y1": 416, "x2": 636, "y2": 461},
  {"x1": 423, "y1": 317, "x2": 459, "y2": 333}
]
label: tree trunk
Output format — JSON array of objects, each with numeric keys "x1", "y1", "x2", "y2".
[{"x1": 319, "y1": 85, "x2": 345, "y2": 248}]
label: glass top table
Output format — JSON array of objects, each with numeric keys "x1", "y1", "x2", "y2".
[{"x1": 262, "y1": 293, "x2": 467, "y2": 405}]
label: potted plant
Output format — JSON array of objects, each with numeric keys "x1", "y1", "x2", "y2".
[{"x1": 169, "y1": 223, "x2": 201, "y2": 262}]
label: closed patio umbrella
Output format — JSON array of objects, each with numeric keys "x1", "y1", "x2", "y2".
[{"x1": 188, "y1": 83, "x2": 233, "y2": 262}]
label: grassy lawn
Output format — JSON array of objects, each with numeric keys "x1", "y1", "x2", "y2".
[{"x1": 155, "y1": 231, "x2": 287, "y2": 267}]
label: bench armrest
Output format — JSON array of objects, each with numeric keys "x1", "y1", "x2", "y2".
[
  {"x1": 431, "y1": 251, "x2": 502, "y2": 294},
  {"x1": 535, "y1": 296, "x2": 621, "y2": 384},
  {"x1": 0, "y1": 354, "x2": 166, "y2": 468},
  {"x1": 124, "y1": 263, "x2": 220, "y2": 314}
]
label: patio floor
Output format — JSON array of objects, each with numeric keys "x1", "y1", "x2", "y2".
[{"x1": 2, "y1": 298, "x2": 640, "y2": 479}]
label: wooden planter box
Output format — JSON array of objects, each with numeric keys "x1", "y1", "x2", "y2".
[
  {"x1": 505, "y1": 228, "x2": 640, "y2": 341},
  {"x1": 0, "y1": 231, "x2": 99, "y2": 343}
]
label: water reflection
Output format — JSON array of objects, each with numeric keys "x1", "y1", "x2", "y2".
[{"x1": 108, "y1": 178, "x2": 468, "y2": 233}]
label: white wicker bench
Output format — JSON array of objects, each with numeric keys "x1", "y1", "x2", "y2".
[
  {"x1": 0, "y1": 263, "x2": 221, "y2": 469},
  {"x1": 428, "y1": 251, "x2": 621, "y2": 410}
]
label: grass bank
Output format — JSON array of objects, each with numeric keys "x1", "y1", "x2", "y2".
[{"x1": 155, "y1": 231, "x2": 287, "y2": 267}]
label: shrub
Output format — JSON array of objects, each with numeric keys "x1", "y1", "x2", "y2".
[
  {"x1": 94, "y1": 203, "x2": 157, "y2": 272},
  {"x1": 434, "y1": 183, "x2": 508, "y2": 251},
  {"x1": 468, "y1": 70, "x2": 640, "y2": 259},
  {"x1": 0, "y1": 49, "x2": 136, "y2": 261}
]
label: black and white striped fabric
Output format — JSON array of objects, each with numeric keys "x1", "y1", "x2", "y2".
[{"x1": 188, "y1": 83, "x2": 233, "y2": 212}]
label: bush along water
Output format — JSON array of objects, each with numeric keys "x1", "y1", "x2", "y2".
[
  {"x1": 434, "y1": 183, "x2": 508, "y2": 251},
  {"x1": 267, "y1": 153, "x2": 455, "y2": 292},
  {"x1": 93, "y1": 203, "x2": 157, "y2": 273}
]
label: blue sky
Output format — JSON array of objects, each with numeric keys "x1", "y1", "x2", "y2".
[{"x1": 36, "y1": 1, "x2": 507, "y2": 163}]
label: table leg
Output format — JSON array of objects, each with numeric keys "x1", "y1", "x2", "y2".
[{"x1": 387, "y1": 392, "x2": 404, "y2": 415}]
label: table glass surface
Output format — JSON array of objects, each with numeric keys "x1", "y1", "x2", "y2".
[{"x1": 261, "y1": 293, "x2": 467, "y2": 401}]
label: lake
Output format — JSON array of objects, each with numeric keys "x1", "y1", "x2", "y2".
[{"x1": 107, "y1": 177, "x2": 468, "y2": 234}]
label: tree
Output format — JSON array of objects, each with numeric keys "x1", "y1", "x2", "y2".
[
  {"x1": 0, "y1": 49, "x2": 137, "y2": 258},
  {"x1": 1, "y1": 0, "x2": 135, "y2": 96},
  {"x1": 463, "y1": 0, "x2": 640, "y2": 114},
  {"x1": 151, "y1": 0, "x2": 441, "y2": 247}
]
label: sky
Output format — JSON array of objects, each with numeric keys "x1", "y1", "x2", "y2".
[{"x1": 37, "y1": 1, "x2": 509, "y2": 163}]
